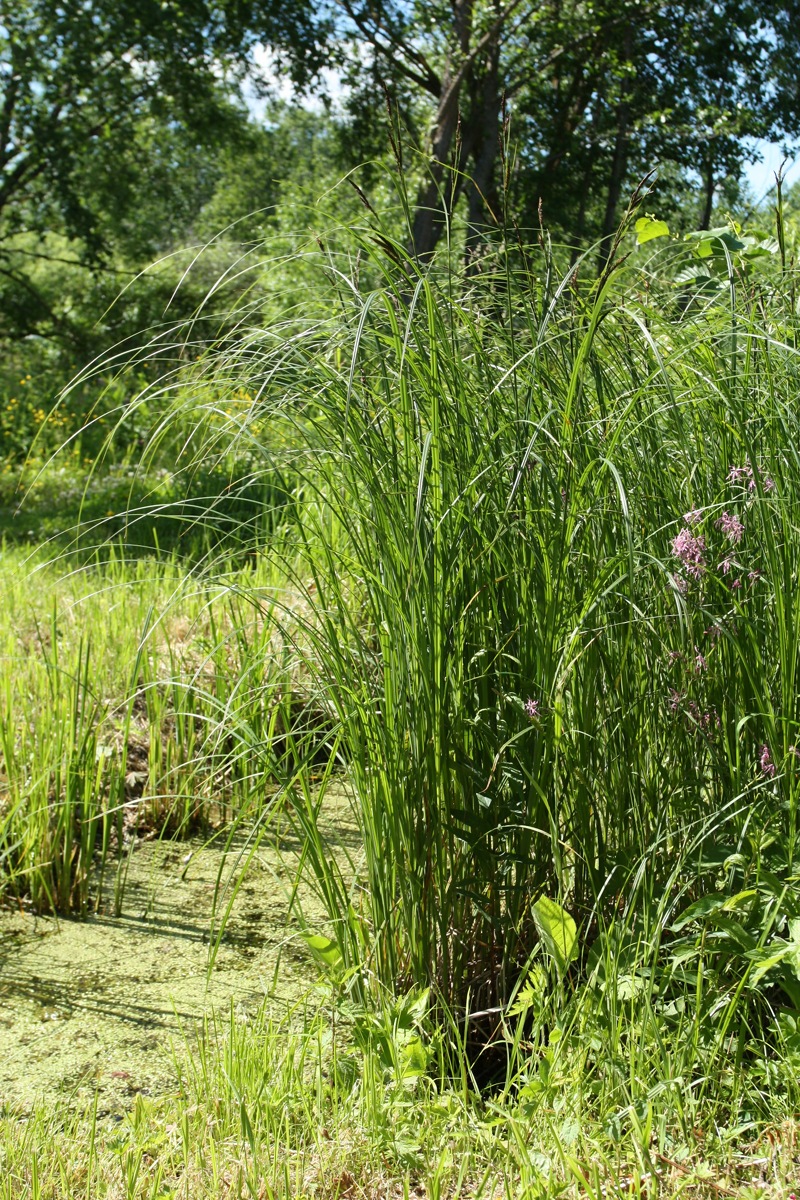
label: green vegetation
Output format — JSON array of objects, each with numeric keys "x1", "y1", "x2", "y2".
[
  {"x1": 3, "y1": 193, "x2": 800, "y2": 1194},
  {"x1": 4, "y1": 2, "x2": 800, "y2": 1196},
  {"x1": 3, "y1": 995, "x2": 797, "y2": 1199}
]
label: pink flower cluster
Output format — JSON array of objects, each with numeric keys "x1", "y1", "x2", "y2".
[
  {"x1": 688, "y1": 700, "x2": 719, "y2": 731},
  {"x1": 671, "y1": 526, "x2": 706, "y2": 579},
  {"x1": 727, "y1": 462, "x2": 775, "y2": 493},
  {"x1": 667, "y1": 681, "x2": 717, "y2": 733},
  {"x1": 716, "y1": 511, "x2": 744, "y2": 544},
  {"x1": 760, "y1": 744, "x2": 777, "y2": 778},
  {"x1": 524, "y1": 697, "x2": 540, "y2": 721}
]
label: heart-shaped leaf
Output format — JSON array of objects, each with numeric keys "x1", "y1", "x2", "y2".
[{"x1": 635, "y1": 216, "x2": 670, "y2": 244}]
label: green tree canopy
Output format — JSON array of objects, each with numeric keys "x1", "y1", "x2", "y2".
[
  {"x1": 0, "y1": 0, "x2": 327, "y2": 252},
  {"x1": 328, "y1": 0, "x2": 800, "y2": 259}
]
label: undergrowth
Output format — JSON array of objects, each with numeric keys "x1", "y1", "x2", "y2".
[{"x1": 3, "y1": 184, "x2": 800, "y2": 1196}]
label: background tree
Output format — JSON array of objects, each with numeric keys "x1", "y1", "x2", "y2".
[
  {"x1": 329, "y1": 0, "x2": 800, "y2": 260},
  {"x1": 0, "y1": 0, "x2": 329, "y2": 346}
]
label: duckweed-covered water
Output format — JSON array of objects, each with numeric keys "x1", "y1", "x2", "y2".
[{"x1": 0, "y1": 804, "x2": 358, "y2": 1112}]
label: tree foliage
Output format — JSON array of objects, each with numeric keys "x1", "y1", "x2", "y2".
[
  {"x1": 0, "y1": 0, "x2": 334, "y2": 354},
  {"x1": 328, "y1": 0, "x2": 800, "y2": 259},
  {"x1": 0, "y1": 0, "x2": 327, "y2": 246},
  {"x1": 2, "y1": 0, "x2": 800, "y2": 369}
]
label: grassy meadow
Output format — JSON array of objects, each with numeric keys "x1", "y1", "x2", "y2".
[{"x1": 2, "y1": 201, "x2": 800, "y2": 1198}]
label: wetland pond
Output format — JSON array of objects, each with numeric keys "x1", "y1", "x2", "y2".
[{"x1": 0, "y1": 802, "x2": 358, "y2": 1113}]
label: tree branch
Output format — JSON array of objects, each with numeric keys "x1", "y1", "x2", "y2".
[{"x1": 338, "y1": 1, "x2": 442, "y2": 95}]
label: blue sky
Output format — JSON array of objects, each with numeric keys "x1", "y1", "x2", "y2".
[{"x1": 743, "y1": 141, "x2": 798, "y2": 204}]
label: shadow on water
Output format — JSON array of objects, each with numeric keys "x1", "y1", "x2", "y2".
[{"x1": 0, "y1": 795, "x2": 359, "y2": 1109}]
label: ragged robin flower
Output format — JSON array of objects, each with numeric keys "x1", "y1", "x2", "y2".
[{"x1": 671, "y1": 526, "x2": 706, "y2": 578}]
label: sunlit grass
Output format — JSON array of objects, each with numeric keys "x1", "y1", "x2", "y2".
[
  {"x1": 3, "y1": 205, "x2": 800, "y2": 1197},
  {"x1": 1, "y1": 994, "x2": 798, "y2": 1199}
]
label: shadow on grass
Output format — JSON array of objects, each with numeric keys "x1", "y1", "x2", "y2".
[{"x1": 0, "y1": 460, "x2": 293, "y2": 564}]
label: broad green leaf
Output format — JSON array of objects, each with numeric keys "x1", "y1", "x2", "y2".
[
  {"x1": 750, "y1": 945, "x2": 792, "y2": 985},
  {"x1": 301, "y1": 932, "x2": 342, "y2": 968},
  {"x1": 685, "y1": 227, "x2": 746, "y2": 259},
  {"x1": 635, "y1": 216, "x2": 670, "y2": 244},
  {"x1": 722, "y1": 889, "x2": 758, "y2": 912},
  {"x1": 670, "y1": 890, "x2": 755, "y2": 933},
  {"x1": 399, "y1": 1034, "x2": 430, "y2": 1078},
  {"x1": 397, "y1": 986, "x2": 430, "y2": 1028},
  {"x1": 674, "y1": 268, "x2": 723, "y2": 295},
  {"x1": 616, "y1": 973, "x2": 647, "y2": 1000},
  {"x1": 711, "y1": 914, "x2": 757, "y2": 952},
  {"x1": 675, "y1": 265, "x2": 711, "y2": 284},
  {"x1": 670, "y1": 893, "x2": 729, "y2": 931},
  {"x1": 533, "y1": 897, "x2": 578, "y2": 976}
]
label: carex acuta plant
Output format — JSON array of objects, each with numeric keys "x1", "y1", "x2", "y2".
[{"x1": 124, "y1": 195, "x2": 800, "y2": 1023}]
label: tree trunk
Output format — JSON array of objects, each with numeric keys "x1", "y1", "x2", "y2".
[
  {"x1": 463, "y1": 44, "x2": 503, "y2": 272},
  {"x1": 410, "y1": 83, "x2": 465, "y2": 260},
  {"x1": 597, "y1": 33, "x2": 634, "y2": 273},
  {"x1": 699, "y1": 157, "x2": 715, "y2": 229},
  {"x1": 410, "y1": 0, "x2": 474, "y2": 261}
]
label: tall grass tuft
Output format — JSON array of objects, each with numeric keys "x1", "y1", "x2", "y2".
[
  {"x1": 143, "y1": 210, "x2": 800, "y2": 1022},
  {"x1": 0, "y1": 550, "x2": 297, "y2": 914}
]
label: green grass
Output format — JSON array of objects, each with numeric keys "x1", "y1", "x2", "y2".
[
  {"x1": 1, "y1": 991, "x2": 798, "y2": 1199},
  {"x1": 3, "y1": 200, "x2": 800, "y2": 1197},
  {"x1": 0, "y1": 542, "x2": 319, "y2": 914},
  {"x1": 151, "y1": 213, "x2": 800, "y2": 1018}
]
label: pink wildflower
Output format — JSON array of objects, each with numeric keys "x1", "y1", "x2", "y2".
[
  {"x1": 668, "y1": 688, "x2": 682, "y2": 712},
  {"x1": 720, "y1": 556, "x2": 734, "y2": 576},
  {"x1": 687, "y1": 701, "x2": 718, "y2": 732},
  {"x1": 683, "y1": 509, "x2": 703, "y2": 527},
  {"x1": 667, "y1": 649, "x2": 683, "y2": 664},
  {"x1": 716, "y1": 511, "x2": 744, "y2": 544},
  {"x1": 760, "y1": 745, "x2": 776, "y2": 778},
  {"x1": 727, "y1": 464, "x2": 753, "y2": 485},
  {"x1": 671, "y1": 527, "x2": 706, "y2": 579},
  {"x1": 747, "y1": 570, "x2": 761, "y2": 583},
  {"x1": 694, "y1": 647, "x2": 707, "y2": 672},
  {"x1": 524, "y1": 697, "x2": 540, "y2": 721},
  {"x1": 728, "y1": 461, "x2": 775, "y2": 493},
  {"x1": 731, "y1": 578, "x2": 742, "y2": 589}
]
